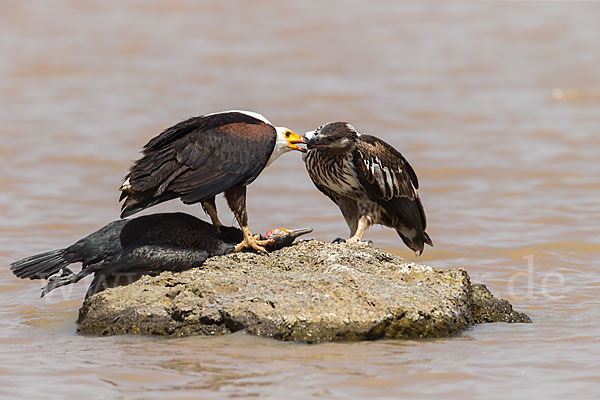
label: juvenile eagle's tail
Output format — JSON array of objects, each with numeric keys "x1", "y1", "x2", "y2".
[{"x1": 390, "y1": 195, "x2": 433, "y2": 256}]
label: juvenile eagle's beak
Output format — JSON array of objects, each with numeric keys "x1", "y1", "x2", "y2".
[
  {"x1": 305, "y1": 133, "x2": 321, "y2": 149},
  {"x1": 285, "y1": 131, "x2": 307, "y2": 153}
]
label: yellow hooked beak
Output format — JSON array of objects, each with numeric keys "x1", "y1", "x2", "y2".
[{"x1": 284, "y1": 130, "x2": 307, "y2": 153}]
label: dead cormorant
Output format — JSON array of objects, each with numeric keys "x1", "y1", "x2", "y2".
[{"x1": 10, "y1": 212, "x2": 311, "y2": 299}]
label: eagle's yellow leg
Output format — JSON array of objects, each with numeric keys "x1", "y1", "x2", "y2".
[
  {"x1": 348, "y1": 216, "x2": 371, "y2": 245},
  {"x1": 234, "y1": 225, "x2": 274, "y2": 253},
  {"x1": 201, "y1": 199, "x2": 223, "y2": 230}
]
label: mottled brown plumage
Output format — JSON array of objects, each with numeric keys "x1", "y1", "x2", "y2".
[{"x1": 303, "y1": 122, "x2": 432, "y2": 255}]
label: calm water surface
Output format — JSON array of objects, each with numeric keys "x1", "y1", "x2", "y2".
[{"x1": 1, "y1": 1, "x2": 599, "y2": 399}]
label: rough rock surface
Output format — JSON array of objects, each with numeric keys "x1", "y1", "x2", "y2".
[
  {"x1": 77, "y1": 241, "x2": 531, "y2": 342},
  {"x1": 472, "y1": 283, "x2": 530, "y2": 323}
]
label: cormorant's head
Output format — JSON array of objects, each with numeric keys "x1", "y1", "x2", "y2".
[
  {"x1": 304, "y1": 122, "x2": 360, "y2": 151},
  {"x1": 262, "y1": 227, "x2": 313, "y2": 250}
]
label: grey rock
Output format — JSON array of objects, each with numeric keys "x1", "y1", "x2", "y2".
[
  {"x1": 77, "y1": 240, "x2": 531, "y2": 341},
  {"x1": 472, "y1": 283, "x2": 531, "y2": 324}
]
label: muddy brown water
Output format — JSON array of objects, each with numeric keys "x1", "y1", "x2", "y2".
[{"x1": 1, "y1": 1, "x2": 599, "y2": 399}]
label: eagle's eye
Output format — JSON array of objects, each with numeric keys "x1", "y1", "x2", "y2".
[{"x1": 285, "y1": 131, "x2": 291, "y2": 138}]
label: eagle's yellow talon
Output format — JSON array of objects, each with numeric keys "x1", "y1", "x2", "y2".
[{"x1": 234, "y1": 234, "x2": 274, "y2": 253}]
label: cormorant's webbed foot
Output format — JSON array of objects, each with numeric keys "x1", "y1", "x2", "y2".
[
  {"x1": 42, "y1": 273, "x2": 77, "y2": 297},
  {"x1": 41, "y1": 267, "x2": 96, "y2": 297}
]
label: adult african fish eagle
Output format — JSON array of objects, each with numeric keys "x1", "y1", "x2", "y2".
[
  {"x1": 119, "y1": 110, "x2": 306, "y2": 253},
  {"x1": 303, "y1": 122, "x2": 432, "y2": 255}
]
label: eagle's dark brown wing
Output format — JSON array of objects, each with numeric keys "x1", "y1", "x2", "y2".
[
  {"x1": 120, "y1": 113, "x2": 276, "y2": 217},
  {"x1": 353, "y1": 135, "x2": 432, "y2": 249},
  {"x1": 353, "y1": 135, "x2": 419, "y2": 201}
]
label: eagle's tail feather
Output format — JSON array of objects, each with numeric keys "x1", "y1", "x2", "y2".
[
  {"x1": 120, "y1": 192, "x2": 179, "y2": 218},
  {"x1": 423, "y1": 231, "x2": 433, "y2": 247},
  {"x1": 389, "y1": 197, "x2": 433, "y2": 256}
]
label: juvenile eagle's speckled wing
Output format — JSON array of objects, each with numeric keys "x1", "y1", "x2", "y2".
[
  {"x1": 353, "y1": 135, "x2": 428, "y2": 231},
  {"x1": 353, "y1": 135, "x2": 419, "y2": 200},
  {"x1": 120, "y1": 113, "x2": 276, "y2": 217}
]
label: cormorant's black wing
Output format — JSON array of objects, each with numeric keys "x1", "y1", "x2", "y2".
[
  {"x1": 119, "y1": 212, "x2": 241, "y2": 249},
  {"x1": 121, "y1": 113, "x2": 276, "y2": 217},
  {"x1": 83, "y1": 212, "x2": 241, "y2": 297}
]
